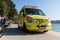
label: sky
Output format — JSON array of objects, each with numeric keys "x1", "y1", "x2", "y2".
[{"x1": 12, "y1": 0, "x2": 60, "y2": 20}]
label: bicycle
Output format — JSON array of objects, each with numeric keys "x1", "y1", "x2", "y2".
[{"x1": 0, "y1": 22, "x2": 9, "y2": 38}]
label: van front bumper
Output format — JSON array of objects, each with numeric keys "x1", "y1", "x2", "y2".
[{"x1": 26, "y1": 23, "x2": 51, "y2": 32}]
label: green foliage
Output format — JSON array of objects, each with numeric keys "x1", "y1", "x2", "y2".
[
  {"x1": 0, "y1": 0, "x2": 18, "y2": 20},
  {"x1": 0, "y1": 0, "x2": 5, "y2": 15},
  {"x1": 7, "y1": 0, "x2": 17, "y2": 20}
]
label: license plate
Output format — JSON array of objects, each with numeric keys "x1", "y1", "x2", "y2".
[{"x1": 40, "y1": 27, "x2": 45, "y2": 28}]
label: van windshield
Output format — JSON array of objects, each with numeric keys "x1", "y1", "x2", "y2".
[{"x1": 25, "y1": 8, "x2": 45, "y2": 16}]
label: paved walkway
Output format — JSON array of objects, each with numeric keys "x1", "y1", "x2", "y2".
[{"x1": 0, "y1": 24, "x2": 60, "y2": 40}]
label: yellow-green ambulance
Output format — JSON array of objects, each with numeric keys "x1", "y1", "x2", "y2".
[{"x1": 18, "y1": 6, "x2": 51, "y2": 32}]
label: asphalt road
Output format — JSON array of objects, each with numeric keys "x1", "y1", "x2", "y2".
[{"x1": 0, "y1": 24, "x2": 60, "y2": 40}]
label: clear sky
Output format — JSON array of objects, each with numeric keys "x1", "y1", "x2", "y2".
[{"x1": 12, "y1": 0, "x2": 60, "y2": 20}]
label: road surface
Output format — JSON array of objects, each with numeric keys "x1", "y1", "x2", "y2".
[{"x1": 0, "y1": 24, "x2": 60, "y2": 40}]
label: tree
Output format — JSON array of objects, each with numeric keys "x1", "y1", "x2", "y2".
[
  {"x1": 0, "y1": 0, "x2": 17, "y2": 20},
  {"x1": 5, "y1": 0, "x2": 17, "y2": 20},
  {"x1": 0, "y1": 0, "x2": 6, "y2": 15}
]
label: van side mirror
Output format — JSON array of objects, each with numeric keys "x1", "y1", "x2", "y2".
[
  {"x1": 21, "y1": 12, "x2": 25, "y2": 17},
  {"x1": 23, "y1": 14, "x2": 25, "y2": 17}
]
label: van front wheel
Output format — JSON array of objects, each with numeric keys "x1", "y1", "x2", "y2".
[
  {"x1": 22, "y1": 23, "x2": 28, "y2": 32},
  {"x1": 43, "y1": 30, "x2": 48, "y2": 32}
]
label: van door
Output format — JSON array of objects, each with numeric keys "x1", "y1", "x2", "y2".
[{"x1": 19, "y1": 9, "x2": 25, "y2": 27}]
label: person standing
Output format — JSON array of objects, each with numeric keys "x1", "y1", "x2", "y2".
[
  {"x1": 1, "y1": 15, "x2": 6, "y2": 25},
  {"x1": 0, "y1": 15, "x2": 6, "y2": 33},
  {"x1": 0, "y1": 15, "x2": 6, "y2": 37}
]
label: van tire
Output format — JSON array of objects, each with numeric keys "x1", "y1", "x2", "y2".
[
  {"x1": 18, "y1": 26, "x2": 20, "y2": 29},
  {"x1": 43, "y1": 30, "x2": 48, "y2": 33},
  {"x1": 22, "y1": 23, "x2": 28, "y2": 32}
]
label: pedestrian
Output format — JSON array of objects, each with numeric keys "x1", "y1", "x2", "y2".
[
  {"x1": 0, "y1": 15, "x2": 6, "y2": 38},
  {"x1": 0, "y1": 15, "x2": 6, "y2": 32},
  {"x1": 1, "y1": 15, "x2": 6, "y2": 25}
]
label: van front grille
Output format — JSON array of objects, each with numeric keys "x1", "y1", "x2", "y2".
[
  {"x1": 35, "y1": 19, "x2": 48, "y2": 23},
  {"x1": 37, "y1": 25, "x2": 46, "y2": 27}
]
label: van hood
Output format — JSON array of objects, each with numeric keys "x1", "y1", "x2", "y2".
[{"x1": 27, "y1": 15, "x2": 48, "y2": 19}]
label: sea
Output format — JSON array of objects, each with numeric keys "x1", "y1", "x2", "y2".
[{"x1": 52, "y1": 23, "x2": 60, "y2": 32}]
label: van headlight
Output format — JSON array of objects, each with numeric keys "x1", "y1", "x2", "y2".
[{"x1": 27, "y1": 18, "x2": 33, "y2": 23}]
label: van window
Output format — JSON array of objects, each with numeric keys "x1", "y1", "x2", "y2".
[{"x1": 25, "y1": 8, "x2": 45, "y2": 16}]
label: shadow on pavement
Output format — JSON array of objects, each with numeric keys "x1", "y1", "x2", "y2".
[{"x1": 3, "y1": 28, "x2": 44, "y2": 36}]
